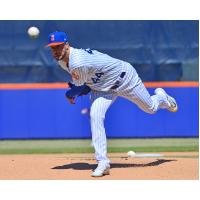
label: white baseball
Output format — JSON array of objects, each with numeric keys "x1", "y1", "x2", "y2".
[
  {"x1": 81, "y1": 108, "x2": 89, "y2": 114},
  {"x1": 27, "y1": 26, "x2": 40, "y2": 39},
  {"x1": 127, "y1": 151, "x2": 136, "y2": 157}
]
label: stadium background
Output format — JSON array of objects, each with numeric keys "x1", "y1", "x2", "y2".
[{"x1": 0, "y1": 20, "x2": 198, "y2": 140}]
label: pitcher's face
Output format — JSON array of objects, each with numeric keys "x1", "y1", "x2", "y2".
[{"x1": 50, "y1": 43, "x2": 66, "y2": 61}]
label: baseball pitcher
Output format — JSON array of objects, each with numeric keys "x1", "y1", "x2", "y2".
[{"x1": 47, "y1": 31, "x2": 178, "y2": 177}]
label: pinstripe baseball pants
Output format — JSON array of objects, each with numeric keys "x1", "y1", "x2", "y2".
[{"x1": 90, "y1": 63, "x2": 170, "y2": 164}]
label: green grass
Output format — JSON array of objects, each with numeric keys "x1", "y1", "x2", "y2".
[{"x1": 0, "y1": 138, "x2": 198, "y2": 154}]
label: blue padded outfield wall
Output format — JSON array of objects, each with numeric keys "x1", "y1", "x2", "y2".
[
  {"x1": 0, "y1": 86, "x2": 198, "y2": 139},
  {"x1": 0, "y1": 20, "x2": 198, "y2": 82}
]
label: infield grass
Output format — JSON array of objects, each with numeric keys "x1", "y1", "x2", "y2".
[{"x1": 0, "y1": 138, "x2": 198, "y2": 154}]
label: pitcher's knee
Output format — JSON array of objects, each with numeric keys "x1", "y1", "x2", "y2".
[{"x1": 90, "y1": 108, "x2": 105, "y2": 121}]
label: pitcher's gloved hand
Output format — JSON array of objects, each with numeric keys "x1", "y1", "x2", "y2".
[
  {"x1": 65, "y1": 82, "x2": 91, "y2": 104},
  {"x1": 65, "y1": 95, "x2": 76, "y2": 104}
]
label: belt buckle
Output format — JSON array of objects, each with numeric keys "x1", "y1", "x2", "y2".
[
  {"x1": 120, "y1": 72, "x2": 126, "y2": 78},
  {"x1": 111, "y1": 72, "x2": 126, "y2": 90}
]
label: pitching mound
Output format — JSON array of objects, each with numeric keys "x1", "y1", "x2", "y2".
[{"x1": 0, "y1": 152, "x2": 198, "y2": 180}]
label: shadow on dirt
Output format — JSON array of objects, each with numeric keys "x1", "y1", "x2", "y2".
[{"x1": 52, "y1": 159, "x2": 176, "y2": 170}]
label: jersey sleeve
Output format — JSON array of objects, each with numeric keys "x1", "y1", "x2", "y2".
[{"x1": 71, "y1": 67, "x2": 88, "y2": 86}]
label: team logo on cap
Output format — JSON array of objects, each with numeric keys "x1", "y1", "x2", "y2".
[{"x1": 50, "y1": 34, "x2": 55, "y2": 41}]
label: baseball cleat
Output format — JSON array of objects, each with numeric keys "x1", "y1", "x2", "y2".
[
  {"x1": 155, "y1": 88, "x2": 178, "y2": 112},
  {"x1": 91, "y1": 163, "x2": 110, "y2": 177}
]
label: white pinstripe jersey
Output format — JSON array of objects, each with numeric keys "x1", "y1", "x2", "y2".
[{"x1": 58, "y1": 47, "x2": 137, "y2": 91}]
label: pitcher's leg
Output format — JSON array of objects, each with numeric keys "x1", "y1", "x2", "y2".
[
  {"x1": 90, "y1": 92, "x2": 117, "y2": 164},
  {"x1": 120, "y1": 78, "x2": 174, "y2": 114}
]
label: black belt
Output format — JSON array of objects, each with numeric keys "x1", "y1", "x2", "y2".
[{"x1": 110, "y1": 72, "x2": 126, "y2": 90}]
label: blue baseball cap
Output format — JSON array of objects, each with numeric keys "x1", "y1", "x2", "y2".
[{"x1": 47, "y1": 31, "x2": 69, "y2": 47}]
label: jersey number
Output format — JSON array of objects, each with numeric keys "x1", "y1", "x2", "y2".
[{"x1": 91, "y1": 72, "x2": 104, "y2": 84}]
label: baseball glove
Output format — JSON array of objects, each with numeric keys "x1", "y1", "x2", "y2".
[{"x1": 65, "y1": 82, "x2": 91, "y2": 104}]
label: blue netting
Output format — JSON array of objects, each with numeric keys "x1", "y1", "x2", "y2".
[{"x1": 0, "y1": 20, "x2": 198, "y2": 82}]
